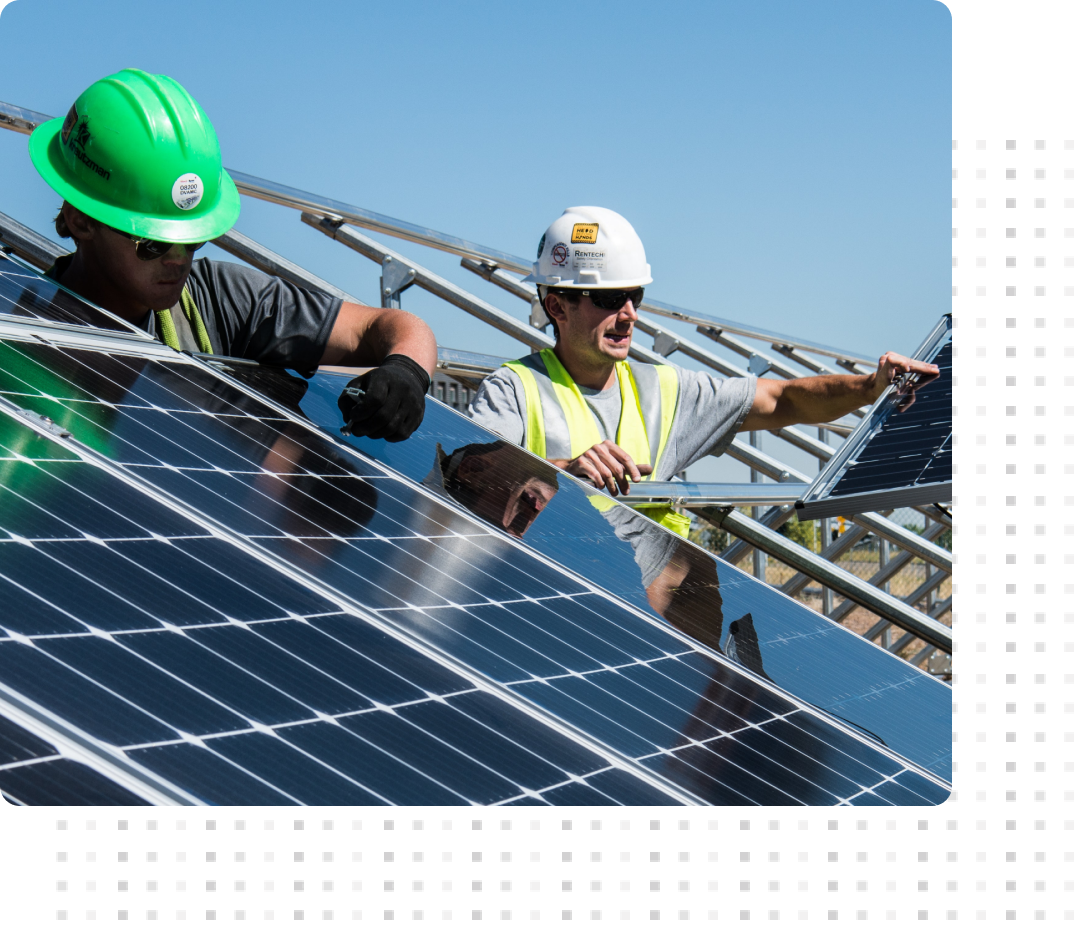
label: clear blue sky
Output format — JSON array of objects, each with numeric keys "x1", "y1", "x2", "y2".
[{"x1": 0, "y1": 0, "x2": 949, "y2": 479}]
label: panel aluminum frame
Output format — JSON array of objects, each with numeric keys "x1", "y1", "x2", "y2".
[{"x1": 795, "y1": 315, "x2": 952, "y2": 521}]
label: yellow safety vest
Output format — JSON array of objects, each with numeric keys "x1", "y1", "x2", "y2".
[
  {"x1": 154, "y1": 286, "x2": 213, "y2": 355},
  {"x1": 504, "y1": 348, "x2": 690, "y2": 538}
]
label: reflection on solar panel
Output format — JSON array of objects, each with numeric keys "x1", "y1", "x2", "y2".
[
  {"x1": 796, "y1": 315, "x2": 952, "y2": 520},
  {"x1": 0, "y1": 252, "x2": 145, "y2": 336},
  {"x1": 0, "y1": 255, "x2": 950, "y2": 805}
]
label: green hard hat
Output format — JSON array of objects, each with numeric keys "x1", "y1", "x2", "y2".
[{"x1": 29, "y1": 69, "x2": 240, "y2": 243}]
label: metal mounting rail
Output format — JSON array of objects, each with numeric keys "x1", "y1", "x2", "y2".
[
  {"x1": 847, "y1": 510, "x2": 952, "y2": 571},
  {"x1": 213, "y1": 229, "x2": 364, "y2": 305},
  {"x1": 696, "y1": 507, "x2": 951, "y2": 651},
  {"x1": 0, "y1": 208, "x2": 66, "y2": 269},
  {"x1": 643, "y1": 300, "x2": 877, "y2": 365},
  {"x1": 615, "y1": 481, "x2": 809, "y2": 507},
  {"x1": 300, "y1": 213, "x2": 671, "y2": 368},
  {"x1": 0, "y1": 97, "x2": 880, "y2": 366},
  {"x1": 210, "y1": 230, "x2": 513, "y2": 384}
]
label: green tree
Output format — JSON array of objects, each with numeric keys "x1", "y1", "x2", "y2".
[{"x1": 781, "y1": 516, "x2": 816, "y2": 551}]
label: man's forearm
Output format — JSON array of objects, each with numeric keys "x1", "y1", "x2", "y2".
[
  {"x1": 322, "y1": 302, "x2": 437, "y2": 373},
  {"x1": 362, "y1": 308, "x2": 438, "y2": 375},
  {"x1": 739, "y1": 350, "x2": 939, "y2": 432},
  {"x1": 773, "y1": 373, "x2": 876, "y2": 425}
]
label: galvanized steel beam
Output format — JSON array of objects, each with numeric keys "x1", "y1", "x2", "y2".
[{"x1": 702, "y1": 508, "x2": 952, "y2": 651}]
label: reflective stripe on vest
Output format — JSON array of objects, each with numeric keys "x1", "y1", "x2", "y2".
[
  {"x1": 155, "y1": 286, "x2": 213, "y2": 355},
  {"x1": 504, "y1": 349, "x2": 690, "y2": 538}
]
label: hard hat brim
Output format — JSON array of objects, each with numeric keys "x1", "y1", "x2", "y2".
[
  {"x1": 29, "y1": 117, "x2": 241, "y2": 244},
  {"x1": 521, "y1": 271, "x2": 653, "y2": 289}
]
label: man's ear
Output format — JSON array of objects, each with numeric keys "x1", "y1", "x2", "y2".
[
  {"x1": 543, "y1": 292, "x2": 570, "y2": 325},
  {"x1": 62, "y1": 203, "x2": 98, "y2": 243}
]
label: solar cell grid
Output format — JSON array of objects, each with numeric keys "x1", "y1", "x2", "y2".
[
  {"x1": 0, "y1": 252, "x2": 141, "y2": 334},
  {"x1": 0, "y1": 317, "x2": 949, "y2": 804},
  {"x1": 829, "y1": 342, "x2": 952, "y2": 497},
  {"x1": 797, "y1": 318, "x2": 952, "y2": 518},
  {"x1": 299, "y1": 373, "x2": 950, "y2": 777},
  {"x1": 0, "y1": 409, "x2": 693, "y2": 805}
]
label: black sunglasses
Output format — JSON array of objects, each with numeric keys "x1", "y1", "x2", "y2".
[
  {"x1": 105, "y1": 224, "x2": 205, "y2": 261},
  {"x1": 558, "y1": 287, "x2": 645, "y2": 311}
]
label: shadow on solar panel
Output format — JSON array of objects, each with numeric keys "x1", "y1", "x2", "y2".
[
  {"x1": 0, "y1": 261, "x2": 949, "y2": 806},
  {"x1": 796, "y1": 315, "x2": 952, "y2": 520}
]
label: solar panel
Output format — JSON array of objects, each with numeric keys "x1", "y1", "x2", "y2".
[
  {"x1": 0, "y1": 252, "x2": 147, "y2": 336},
  {"x1": 0, "y1": 259, "x2": 950, "y2": 805},
  {"x1": 300, "y1": 376, "x2": 951, "y2": 780},
  {"x1": 0, "y1": 712, "x2": 151, "y2": 806},
  {"x1": 796, "y1": 315, "x2": 952, "y2": 520}
]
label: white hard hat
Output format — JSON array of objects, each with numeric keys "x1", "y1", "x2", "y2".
[{"x1": 524, "y1": 206, "x2": 652, "y2": 289}]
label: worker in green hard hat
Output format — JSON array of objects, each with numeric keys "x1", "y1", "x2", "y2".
[{"x1": 29, "y1": 68, "x2": 436, "y2": 442}]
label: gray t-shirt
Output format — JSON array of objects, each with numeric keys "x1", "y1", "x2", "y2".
[{"x1": 468, "y1": 359, "x2": 757, "y2": 480}]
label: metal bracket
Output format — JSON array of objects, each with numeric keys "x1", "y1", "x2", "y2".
[
  {"x1": 529, "y1": 298, "x2": 549, "y2": 331},
  {"x1": 5, "y1": 402, "x2": 72, "y2": 439},
  {"x1": 380, "y1": 256, "x2": 416, "y2": 308},
  {"x1": 652, "y1": 332, "x2": 679, "y2": 357},
  {"x1": 748, "y1": 353, "x2": 772, "y2": 377}
]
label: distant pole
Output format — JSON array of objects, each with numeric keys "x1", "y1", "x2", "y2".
[
  {"x1": 819, "y1": 427, "x2": 832, "y2": 615},
  {"x1": 750, "y1": 430, "x2": 764, "y2": 581}
]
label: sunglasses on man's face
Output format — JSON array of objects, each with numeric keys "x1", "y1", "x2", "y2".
[
  {"x1": 106, "y1": 224, "x2": 206, "y2": 261},
  {"x1": 560, "y1": 287, "x2": 645, "y2": 311}
]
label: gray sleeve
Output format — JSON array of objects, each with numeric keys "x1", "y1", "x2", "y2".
[
  {"x1": 657, "y1": 369, "x2": 758, "y2": 478},
  {"x1": 606, "y1": 506, "x2": 679, "y2": 590},
  {"x1": 466, "y1": 367, "x2": 528, "y2": 446}
]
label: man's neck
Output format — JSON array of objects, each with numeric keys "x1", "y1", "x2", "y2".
[{"x1": 552, "y1": 340, "x2": 618, "y2": 391}]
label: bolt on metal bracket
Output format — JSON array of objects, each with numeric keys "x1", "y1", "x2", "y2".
[{"x1": 380, "y1": 256, "x2": 416, "y2": 308}]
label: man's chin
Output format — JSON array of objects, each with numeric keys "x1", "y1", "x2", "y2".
[
  {"x1": 146, "y1": 285, "x2": 186, "y2": 311},
  {"x1": 601, "y1": 346, "x2": 632, "y2": 362}
]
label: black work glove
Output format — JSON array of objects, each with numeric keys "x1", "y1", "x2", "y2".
[{"x1": 337, "y1": 354, "x2": 430, "y2": 443}]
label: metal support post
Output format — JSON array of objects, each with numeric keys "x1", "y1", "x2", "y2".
[
  {"x1": 818, "y1": 427, "x2": 833, "y2": 614},
  {"x1": 750, "y1": 430, "x2": 765, "y2": 582}
]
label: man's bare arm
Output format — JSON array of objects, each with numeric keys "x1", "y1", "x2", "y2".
[
  {"x1": 738, "y1": 351, "x2": 940, "y2": 432},
  {"x1": 320, "y1": 302, "x2": 437, "y2": 374}
]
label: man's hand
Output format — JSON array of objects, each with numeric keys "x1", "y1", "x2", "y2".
[
  {"x1": 869, "y1": 351, "x2": 940, "y2": 412},
  {"x1": 551, "y1": 440, "x2": 652, "y2": 496},
  {"x1": 338, "y1": 354, "x2": 430, "y2": 442}
]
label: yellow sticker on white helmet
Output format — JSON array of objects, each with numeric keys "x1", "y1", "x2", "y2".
[{"x1": 571, "y1": 222, "x2": 599, "y2": 244}]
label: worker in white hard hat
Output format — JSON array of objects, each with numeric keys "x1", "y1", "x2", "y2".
[{"x1": 467, "y1": 207, "x2": 939, "y2": 537}]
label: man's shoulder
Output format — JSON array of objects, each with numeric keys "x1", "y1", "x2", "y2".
[
  {"x1": 186, "y1": 257, "x2": 271, "y2": 293},
  {"x1": 475, "y1": 363, "x2": 523, "y2": 393}
]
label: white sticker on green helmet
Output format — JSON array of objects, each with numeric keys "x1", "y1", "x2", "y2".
[{"x1": 171, "y1": 173, "x2": 204, "y2": 211}]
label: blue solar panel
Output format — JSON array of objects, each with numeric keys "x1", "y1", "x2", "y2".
[
  {"x1": 797, "y1": 315, "x2": 952, "y2": 519},
  {"x1": 300, "y1": 374, "x2": 951, "y2": 779},
  {"x1": 0, "y1": 261, "x2": 950, "y2": 805}
]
